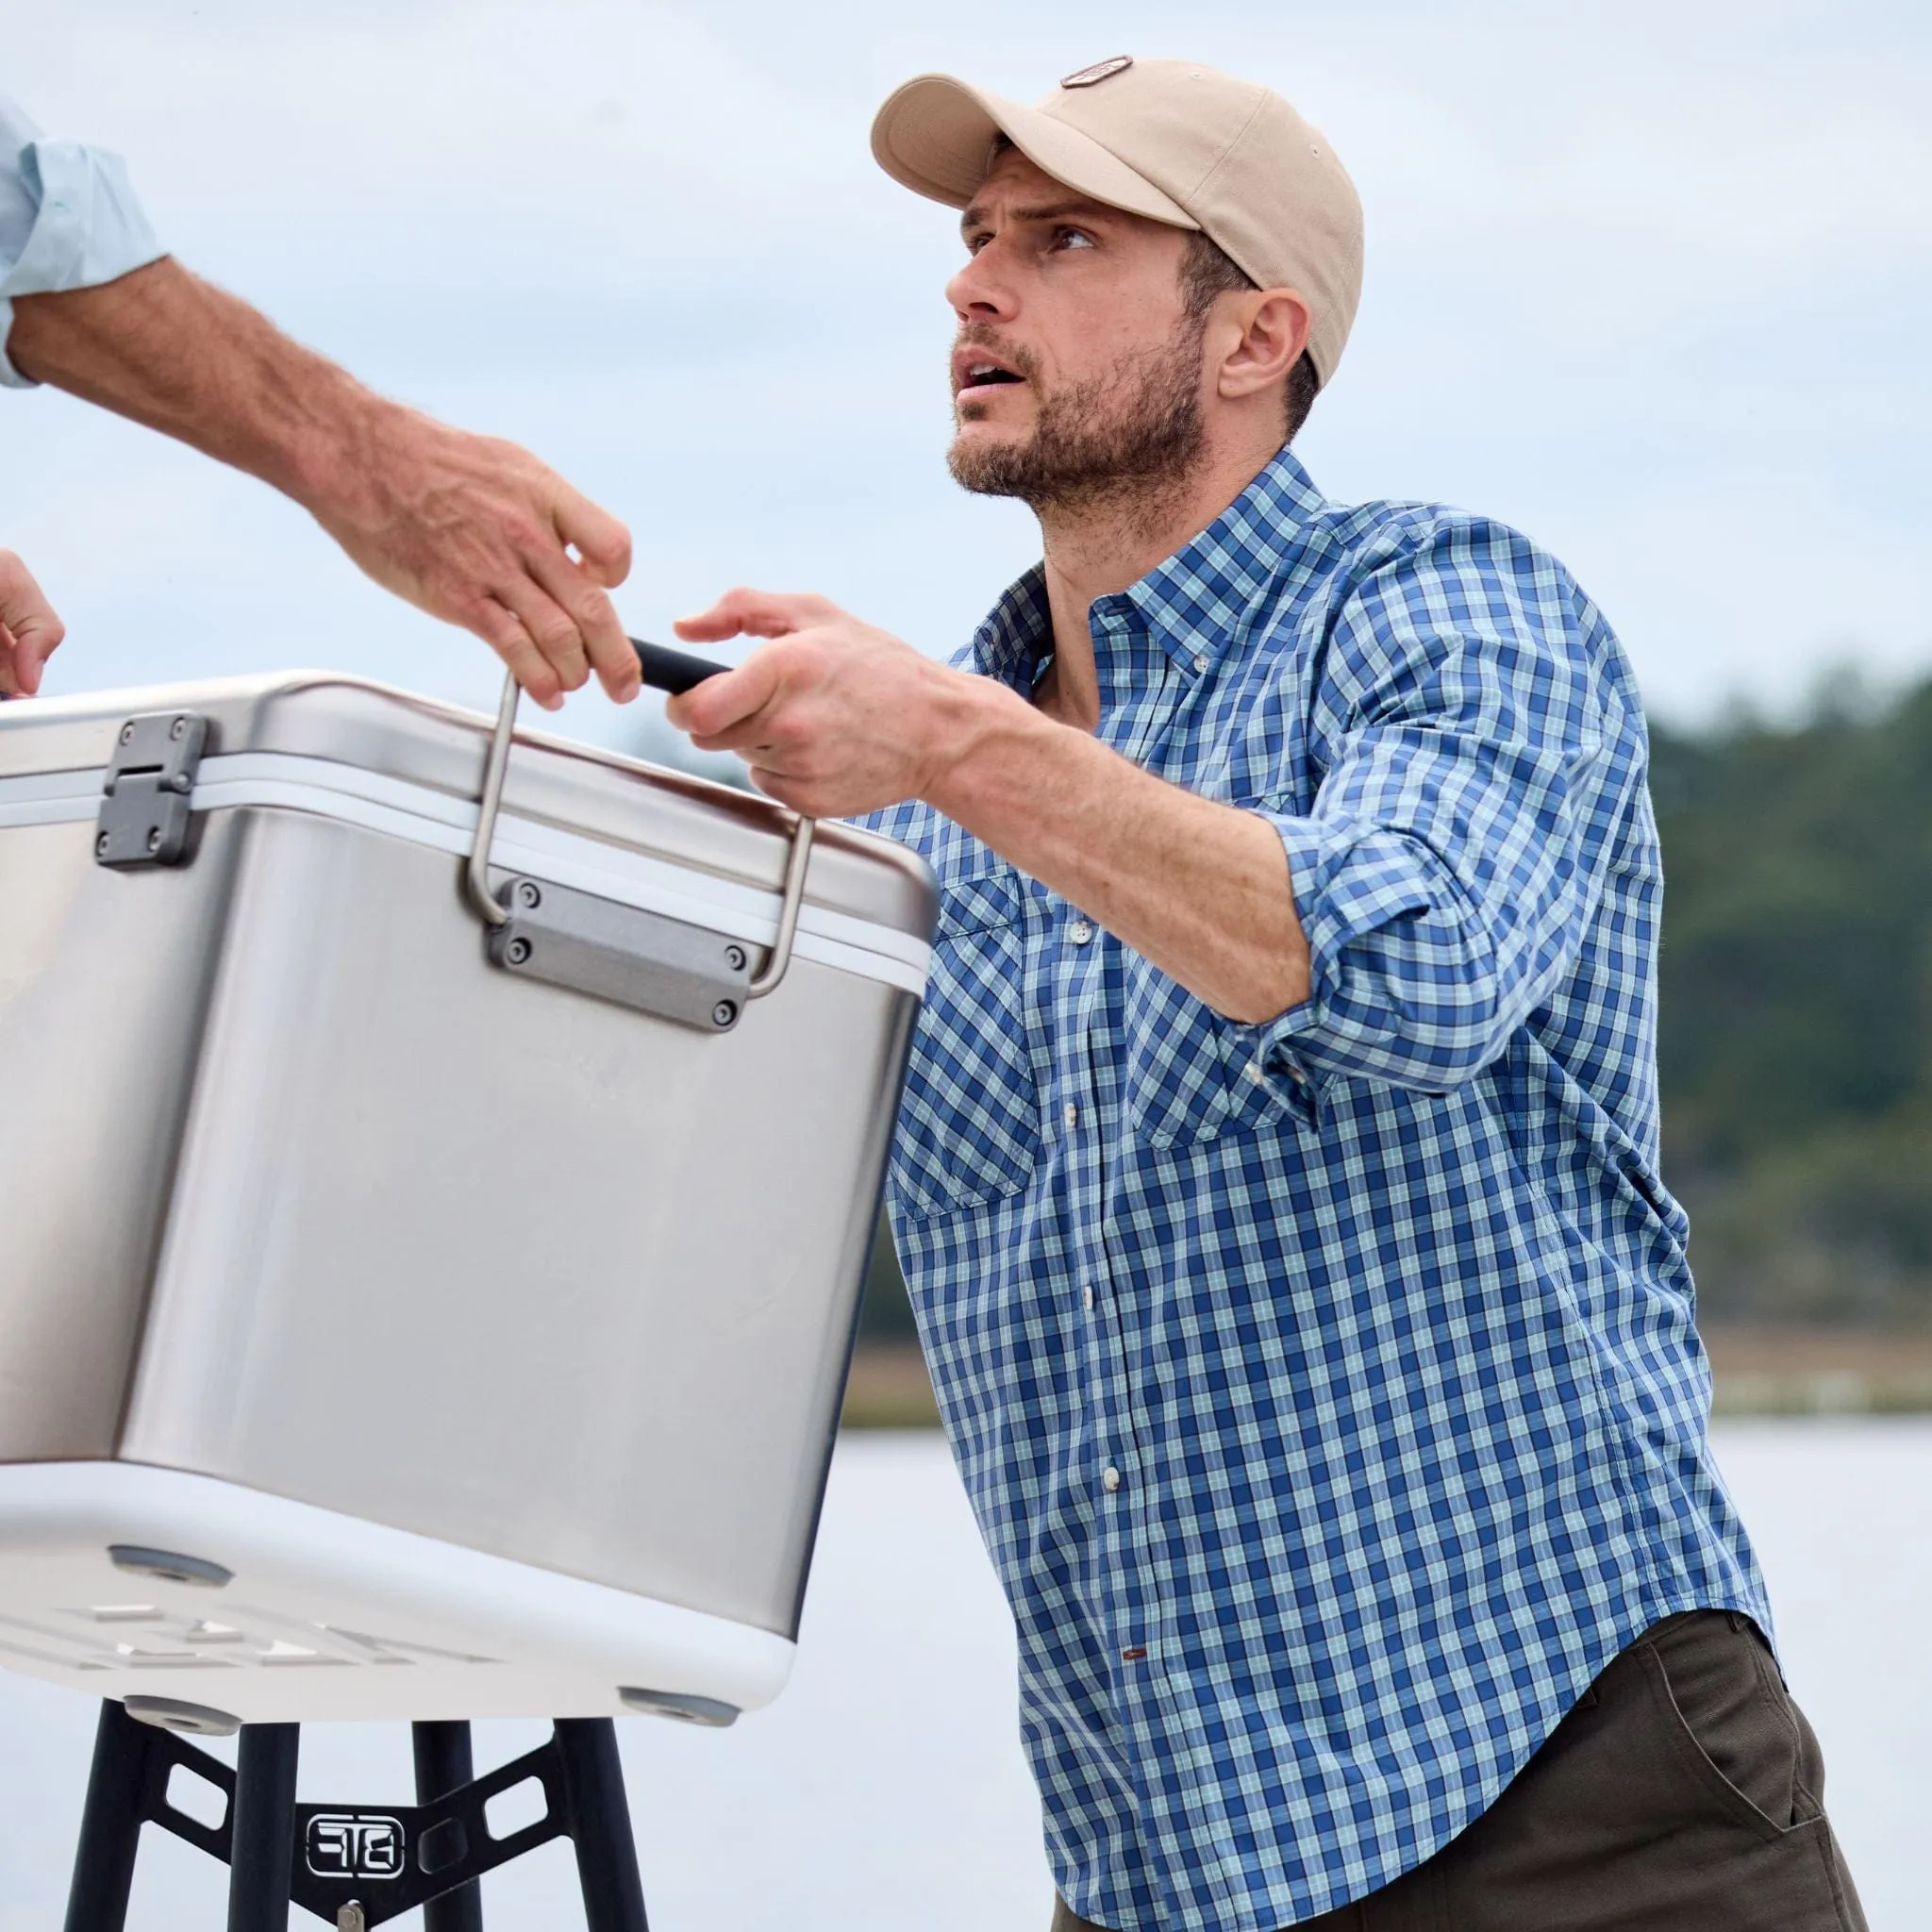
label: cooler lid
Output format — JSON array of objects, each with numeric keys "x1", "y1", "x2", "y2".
[{"x1": 0, "y1": 673, "x2": 936, "y2": 982}]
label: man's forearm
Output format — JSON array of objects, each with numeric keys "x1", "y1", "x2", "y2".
[
  {"x1": 8, "y1": 258, "x2": 377, "y2": 505},
  {"x1": 664, "y1": 591, "x2": 1312, "y2": 1022},
  {"x1": 924, "y1": 673, "x2": 1311, "y2": 1023},
  {"x1": 8, "y1": 258, "x2": 641, "y2": 707}
]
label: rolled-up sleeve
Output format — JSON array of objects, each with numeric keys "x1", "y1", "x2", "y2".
[
  {"x1": 1254, "y1": 517, "x2": 1640, "y2": 1093},
  {"x1": 0, "y1": 92, "x2": 164, "y2": 389}
]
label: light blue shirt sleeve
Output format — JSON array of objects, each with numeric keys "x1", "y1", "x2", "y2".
[{"x1": 0, "y1": 92, "x2": 165, "y2": 389}]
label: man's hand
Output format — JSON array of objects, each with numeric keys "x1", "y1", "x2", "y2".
[
  {"x1": 8, "y1": 261, "x2": 639, "y2": 711},
  {"x1": 669, "y1": 589, "x2": 971, "y2": 813},
  {"x1": 306, "y1": 405, "x2": 638, "y2": 712},
  {"x1": 0, "y1": 551, "x2": 65, "y2": 697}
]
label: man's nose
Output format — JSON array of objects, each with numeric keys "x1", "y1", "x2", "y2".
[{"x1": 945, "y1": 243, "x2": 1019, "y2": 324}]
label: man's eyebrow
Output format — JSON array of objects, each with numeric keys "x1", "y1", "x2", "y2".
[{"x1": 959, "y1": 199, "x2": 1118, "y2": 236}]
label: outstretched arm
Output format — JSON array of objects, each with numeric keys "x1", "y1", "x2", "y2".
[
  {"x1": 664, "y1": 589, "x2": 1309, "y2": 1023},
  {"x1": 668, "y1": 524, "x2": 1630, "y2": 1091},
  {"x1": 8, "y1": 259, "x2": 640, "y2": 710}
]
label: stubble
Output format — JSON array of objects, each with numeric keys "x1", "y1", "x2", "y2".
[{"x1": 946, "y1": 318, "x2": 1210, "y2": 539}]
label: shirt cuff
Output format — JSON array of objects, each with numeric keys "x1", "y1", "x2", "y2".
[
  {"x1": 0, "y1": 140, "x2": 164, "y2": 388},
  {"x1": 1235, "y1": 810, "x2": 1440, "y2": 1097}
]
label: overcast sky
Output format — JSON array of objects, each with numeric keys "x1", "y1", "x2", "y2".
[{"x1": 8, "y1": 0, "x2": 1930, "y2": 758}]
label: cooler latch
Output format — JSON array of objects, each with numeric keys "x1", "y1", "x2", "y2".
[{"x1": 96, "y1": 710, "x2": 208, "y2": 869}]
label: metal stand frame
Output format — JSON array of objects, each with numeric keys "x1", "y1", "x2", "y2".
[{"x1": 62, "y1": 1698, "x2": 648, "y2": 1930}]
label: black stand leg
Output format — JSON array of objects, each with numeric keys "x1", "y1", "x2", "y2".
[
  {"x1": 555, "y1": 1721, "x2": 649, "y2": 1932},
  {"x1": 64, "y1": 1701, "x2": 150, "y2": 1932},
  {"x1": 61, "y1": 1700, "x2": 650, "y2": 1929},
  {"x1": 227, "y1": 1724, "x2": 300, "y2": 1932},
  {"x1": 413, "y1": 1723, "x2": 484, "y2": 1932}
]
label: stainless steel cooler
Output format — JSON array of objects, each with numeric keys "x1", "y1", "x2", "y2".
[{"x1": 0, "y1": 671, "x2": 932, "y2": 1729}]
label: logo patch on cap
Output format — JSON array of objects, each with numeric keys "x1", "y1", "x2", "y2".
[{"x1": 1060, "y1": 55, "x2": 1133, "y2": 89}]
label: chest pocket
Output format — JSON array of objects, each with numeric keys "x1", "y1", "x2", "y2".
[
  {"x1": 890, "y1": 849, "x2": 1042, "y2": 1221},
  {"x1": 1120, "y1": 954, "x2": 1305, "y2": 1150}
]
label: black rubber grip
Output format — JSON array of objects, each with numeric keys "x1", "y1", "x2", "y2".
[{"x1": 629, "y1": 637, "x2": 730, "y2": 695}]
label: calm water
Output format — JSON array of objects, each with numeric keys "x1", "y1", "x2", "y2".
[{"x1": 1, "y1": 1420, "x2": 1922, "y2": 1930}]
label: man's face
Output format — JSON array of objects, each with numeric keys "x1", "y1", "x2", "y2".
[{"x1": 944, "y1": 148, "x2": 1208, "y2": 511}]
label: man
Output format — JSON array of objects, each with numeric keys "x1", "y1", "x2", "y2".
[
  {"x1": 664, "y1": 58, "x2": 1866, "y2": 1930},
  {"x1": 0, "y1": 91, "x2": 638, "y2": 708}
]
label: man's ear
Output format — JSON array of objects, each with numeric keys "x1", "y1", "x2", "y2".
[{"x1": 1217, "y1": 290, "x2": 1312, "y2": 402}]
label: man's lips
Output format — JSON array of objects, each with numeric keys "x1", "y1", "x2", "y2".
[{"x1": 953, "y1": 344, "x2": 1028, "y2": 398}]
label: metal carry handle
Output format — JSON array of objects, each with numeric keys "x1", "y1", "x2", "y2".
[{"x1": 464, "y1": 640, "x2": 817, "y2": 1001}]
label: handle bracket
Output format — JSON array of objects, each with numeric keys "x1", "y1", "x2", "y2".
[{"x1": 465, "y1": 666, "x2": 815, "y2": 1006}]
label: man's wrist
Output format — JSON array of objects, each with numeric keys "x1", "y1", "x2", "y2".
[
  {"x1": 914, "y1": 667, "x2": 1053, "y2": 822},
  {"x1": 271, "y1": 375, "x2": 402, "y2": 521}
]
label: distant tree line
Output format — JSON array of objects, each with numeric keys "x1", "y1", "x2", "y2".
[{"x1": 1652, "y1": 680, "x2": 1932, "y2": 1330}]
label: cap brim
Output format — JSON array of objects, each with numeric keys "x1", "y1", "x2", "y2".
[{"x1": 871, "y1": 75, "x2": 1197, "y2": 229}]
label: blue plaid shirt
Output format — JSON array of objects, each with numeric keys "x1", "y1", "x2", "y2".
[{"x1": 862, "y1": 449, "x2": 1769, "y2": 1930}]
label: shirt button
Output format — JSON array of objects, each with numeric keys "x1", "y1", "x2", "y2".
[
  {"x1": 1069, "y1": 919, "x2": 1094, "y2": 945},
  {"x1": 1063, "y1": 1102, "x2": 1078, "y2": 1129},
  {"x1": 1082, "y1": 1286, "x2": 1094, "y2": 1311},
  {"x1": 1101, "y1": 1466, "x2": 1122, "y2": 1492},
  {"x1": 1247, "y1": 1059, "x2": 1266, "y2": 1084},
  {"x1": 1192, "y1": 654, "x2": 1208, "y2": 673}
]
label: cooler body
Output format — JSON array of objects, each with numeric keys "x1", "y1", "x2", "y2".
[{"x1": 0, "y1": 674, "x2": 932, "y2": 1722}]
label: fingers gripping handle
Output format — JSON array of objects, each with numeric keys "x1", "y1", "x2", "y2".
[
  {"x1": 464, "y1": 645, "x2": 814, "y2": 1001},
  {"x1": 630, "y1": 636, "x2": 730, "y2": 694}
]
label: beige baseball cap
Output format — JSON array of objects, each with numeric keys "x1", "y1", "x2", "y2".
[{"x1": 872, "y1": 56, "x2": 1363, "y2": 387}]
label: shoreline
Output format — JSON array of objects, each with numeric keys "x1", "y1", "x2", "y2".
[{"x1": 841, "y1": 1325, "x2": 1932, "y2": 1429}]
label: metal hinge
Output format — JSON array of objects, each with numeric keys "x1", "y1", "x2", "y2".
[{"x1": 96, "y1": 710, "x2": 208, "y2": 869}]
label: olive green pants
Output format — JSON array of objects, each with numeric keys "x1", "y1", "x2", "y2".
[{"x1": 1052, "y1": 1612, "x2": 1867, "y2": 1931}]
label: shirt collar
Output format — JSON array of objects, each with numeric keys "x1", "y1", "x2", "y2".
[
  {"x1": 971, "y1": 563, "x2": 1052, "y2": 691},
  {"x1": 1116, "y1": 447, "x2": 1329, "y2": 675},
  {"x1": 970, "y1": 448, "x2": 1330, "y2": 689}
]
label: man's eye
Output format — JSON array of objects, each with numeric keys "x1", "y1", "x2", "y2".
[{"x1": 1051, "y1": 227, "x2": 1096, "y2": 251}]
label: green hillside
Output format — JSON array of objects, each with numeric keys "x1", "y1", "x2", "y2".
[{"x1": 1653, "y1": 683, "x2": 1932, "y2": 1329}]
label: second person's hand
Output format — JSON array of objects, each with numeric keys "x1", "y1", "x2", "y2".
[
  {"x1": 0, "y1": 550, "x2": 65, "y2": 698},
  {"x1": 304, "y1": 402, "x2": 641, "y2": 713}
]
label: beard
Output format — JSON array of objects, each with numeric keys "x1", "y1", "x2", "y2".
[{"x1": 946, "y1": 318, "x2": 1210, "y2": 525}]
